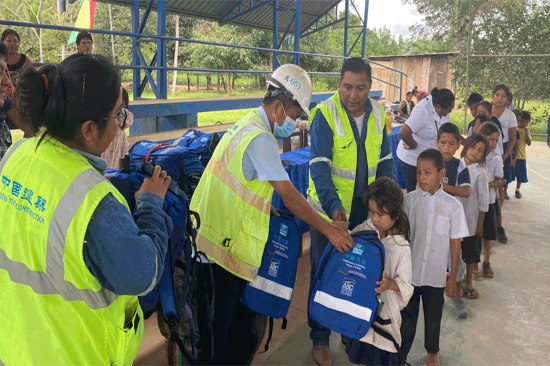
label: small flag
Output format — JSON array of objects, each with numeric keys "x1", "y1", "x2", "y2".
[{"x1": 68, "y1": 0, "x2": 97, "y2": 45}]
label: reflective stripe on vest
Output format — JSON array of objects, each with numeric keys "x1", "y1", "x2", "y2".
[
  {"x1": 313, "y1": 290, "x2": 373, "y2": 321},
  {"x1": 249, "y1": 275, "x2": 293, "y2": 301}
]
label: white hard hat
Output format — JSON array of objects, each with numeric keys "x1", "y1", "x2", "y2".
[{"x1": 266, "y1": 64, "x2": 313, "y2": 118}]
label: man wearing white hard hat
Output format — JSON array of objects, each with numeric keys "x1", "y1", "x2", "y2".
[
  {"x1": 190, "y1": 64, "x2": 355, "y2": 365},
  {"x1": 307, "y1": 57, "x2": 395, "y2": 366}
]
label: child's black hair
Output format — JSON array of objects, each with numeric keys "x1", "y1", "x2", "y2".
[
  {"x1": 474, "y1": 114, "x2": 490, "y2": 126},
  {"x1": 467, "y1": 92, "x2": 484, "y2": 106},
  {"x1": 406, "y1": 91, "x2": 412, "y2": 97},
  {"x1": 492, "y1": 84, "x2": 510, "y2": 96},
  {"x1": 521, "y1": 110, "x2": 531, "y2": 121},
  {"x1": 507, "y1": 91, "x2": 513, "y2": 104},
  {"x1": 417, "y1": 149, "x2": 445, "y2": 171},
  {"x1": 461, "y1": 134, "x2": 489, "y2": 166},
  {"x1": 477, "y1": 100, "x2": 492, "y2": 114},
  {"x1": 363, "y1": 177, "x2": 410, "y2": 242},
  {"x1": 513, "y1": 109, "x2": 523, "y2": 120},
  {"x1": 122, "y1": 88, "x2": 130, "y2": 108},
  {"x1": 437, "y1": 122, "x2": 460, "y2": 142},
  {"x1": 430, "y1": 87, "x2": 455, "y2": 109},
  {"x1": 0, "y1": 41, "x2": 8, "y2": 59},
  {"x1": 479, "y1": 121, "x2": 500, "y2": 138}
]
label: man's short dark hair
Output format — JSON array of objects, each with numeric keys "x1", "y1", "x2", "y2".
[
  {"x1": 467, "y1": 92, "x2": 484, "y2": 106},
  {"x1": 521, "y1": 110, "x2": 531, "y2": 121},
  {"x1": 437, "y1": 122, "x2": 460, "y2": 142},
  {"x1": 0, "y1": 41, "x2": 8, "y2": 59},
  {"x1": 340, "y1": 57, "x2": 371, "y2": 80},
  {"x1": 492, "y1": 84, "x2": 510, "y2": 96},
  {"x1": 76, "y1": 31, "x2": 93, "y2": 45},
  {"x1": 417, "y1": 149, "x2": 445, "y2": 171}
]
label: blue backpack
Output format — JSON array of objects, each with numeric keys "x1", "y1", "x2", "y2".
[
  {"x1": 241, "y1": 210, "x2": 301, "y2": 319},
  {"x1": 308, "y1": 231, "x2": 385, "y2": 340},
  {"x1": 109, "y1": 162, "x2": 214, "y2": 365},
  {"x1": 172, "y1": 129, "x2": 223, "y2": 168},
  {"x1": 240, "y1": 210, "x2": 301, "y2": 352},
  {"x1": 128, "y1": 140, "x2": 204, "y2": 198}
]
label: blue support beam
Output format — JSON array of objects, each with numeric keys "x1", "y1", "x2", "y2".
[
  {"x1": 301, "y1": 17, "x2": 344, "y2": 38},
  {"x1": 138, "y1": 0, "x2": 154, "y2": 34},
  {"x1": 277, "y1": 12, "x2": 295, "y2": 49},
  {"x1": 157, "y1": 0, "x2": 167, "y2": 99},
  {"x1": 361, "y1": 0, "x2": 369, "y2": 58},
  {"x1": 300, "y1": 4, "x2": 339, "y2": 36},
  {"x1": 344, "y1": 0, "x2": 349, "y2": 57},
  {"x1": 272, "y1": 0, "x2": 279, "y2": 70},
  {"x1": 347, "y1": 29, "x2": 363, "y2": 57},
  {"x1": 219, "y1": 0, "x2": 273, "y2": 27},
  {"x1": 131, "y1": 0, "x2": 140, "y2": 99},
  {"x1": 293, "y1": 0, "x2": 301, "y2": 65}
]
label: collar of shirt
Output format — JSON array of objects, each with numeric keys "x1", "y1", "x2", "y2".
[
  {"x1": 461, "y1": 157, "x2": 478, "y2": 170},
  {"x1": 421, "y1": 184, "x2": 444, "y2": 197},
  {"x1": 258, "y1": 106, "x2": 273, "y2": 133},
  {"x1": 338, "y1": 93, "x2": 373, "y2": 119},
  {"x1": 75, "y1": 148, "x2": 107, "y2": 175}
]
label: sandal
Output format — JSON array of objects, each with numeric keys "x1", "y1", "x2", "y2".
[
  {"x1": 463, "y1": 287, "x2": 479, "y2": 299},
  {"x1": 473, "y1": 268, "x2": 483, "y2": 281},
  {"x1": 482, "y1": 262, "x2": 494, "y2": 278}
]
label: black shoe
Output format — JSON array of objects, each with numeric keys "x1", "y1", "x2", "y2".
[
  {"x1": 341, "y1": 335, "x2": 349, "y2": 346},
  {"x1": 515, "y1": 190, "x2": 522, "y2": 199},
  {"x1": 497, "y1": 227, "x2": 508, "y2": 244}
]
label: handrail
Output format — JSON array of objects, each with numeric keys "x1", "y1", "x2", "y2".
[{"x1": 0, "y1": 19, "x2": 407, "y2": 78}]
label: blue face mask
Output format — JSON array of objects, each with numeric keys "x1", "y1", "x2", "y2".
[{"x1": 273, "y1": 103, "x2": 298, "y2": 138}]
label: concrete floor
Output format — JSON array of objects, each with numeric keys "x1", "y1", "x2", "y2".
[{"x1": 135, "y1": 141, "x2": 550, "y2": 366}]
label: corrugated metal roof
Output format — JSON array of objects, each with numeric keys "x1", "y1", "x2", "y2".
[{"x1": 99, "y1": 0, "x2": 342, "y2": 33}]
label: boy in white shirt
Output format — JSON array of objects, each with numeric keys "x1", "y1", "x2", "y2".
[{"x1": 400, "y1": 149, "x2": 469, "y2": 366}]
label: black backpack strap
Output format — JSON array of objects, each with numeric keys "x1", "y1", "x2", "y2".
[
  {"x1": 371, "y1": 324, "x2": 410, "y2": 366},
  {"x1": 260, "y1": 316, "x2": 287, "y2": 354}
]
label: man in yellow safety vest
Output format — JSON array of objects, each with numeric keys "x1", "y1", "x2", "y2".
[
  {"x1": 189, "y1": 64, "x2": 355, "y2": 365},
  {"x1": 307, "y1": 57, "x2": 395, "y2": 366}
]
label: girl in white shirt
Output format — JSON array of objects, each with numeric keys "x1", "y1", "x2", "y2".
[
  {"x1": 459, "y1": 135, "x2": 490, "y2": 297},
  {"x1": 346, "y1": 177, "x2": 413, "y2": 366},
  {"x1": 477, "y1": 123, "x2": 504, "y2": 279}
]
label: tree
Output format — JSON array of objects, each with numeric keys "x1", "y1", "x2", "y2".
[{"x1": 452, "y1": 1, "x2": 550, "y2": 108}]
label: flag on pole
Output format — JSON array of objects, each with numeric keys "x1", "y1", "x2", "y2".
[{"x1": 67, "y1": 0, "x2": 97, "y2": 45}]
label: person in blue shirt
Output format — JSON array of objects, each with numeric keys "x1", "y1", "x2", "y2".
[{"x1": 307, "y1": 57, "x2": 394, "y2": 366}]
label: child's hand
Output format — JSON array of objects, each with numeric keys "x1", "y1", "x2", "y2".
[
  {"x1": 375, "y1": 271, "x2": 396, "y2": 293},
  {"x1": 446, "y1": 276, "x2": 458, "y2": 299},
  {"x1": 476, "y1": 224, "x2": 483, "y2": 238}
]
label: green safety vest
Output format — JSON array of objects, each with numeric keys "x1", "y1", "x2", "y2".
[
  {"x1": 0, "y1": 137, "x2": 143, "y2": 365},
  {"x1": 307, "y1": 94, "x2": 386, "y2": 221},
  {"x1": 190, "y1": 109, "x2": 277, "y2": 282}
]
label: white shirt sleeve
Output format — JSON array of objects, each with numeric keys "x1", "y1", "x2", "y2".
[
  {"x1": 508, "y1": 110, "x2": 518, "y2": 129},
  {"x1": 478, "y1": 168, "x2": 489, "y2": 212},
  {"x1": 494, "y1": 155, "x2": 504, "y2": 178},
  {"x1": 450, "y1": 200, "x2": 469, "y2": 239},
  {"x1": 405, "y1": 108, "x2": 428, "y2": 134},
  {"x1": 392, "y1": 245, "x2": 414, "y2": 310},
  {"x1": 243, "y1": 133, "x2": 289, "y2": 182}
]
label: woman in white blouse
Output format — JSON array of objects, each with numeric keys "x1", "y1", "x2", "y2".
[{"x1": 396, "y1": 88, "x2": 456, "y2": 192}]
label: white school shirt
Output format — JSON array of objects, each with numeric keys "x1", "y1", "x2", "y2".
[
  {"x1": 459, "y1": 160, "x2": 490, "y2": 236},
  {"x1": 496, "y1": 108, "x2": 518, "y2": 144},
  {"x1": 396, "y1": 95, "x2": 451, "y2": 166},
  {"x1": 485, "y1": 150, "x2": 504, "y2": 204},
  {"x1": 351, "y1": 221, "x2": 413, "y2": 353},
  {"x1": 404, "y1": 186, "x2": 469, "y2": 288}
]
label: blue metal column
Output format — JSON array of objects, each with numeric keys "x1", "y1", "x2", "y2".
[
  {"x1": 157, "y1": 0, "x2": 167, "y2": 99},
  {"x1": 361, "y1": 0, "x2": 369, "y2": 59},
  {"x1": 293, "y1": 0, "x2": 301, "y2": 66},
  {"x1": 131, "y1": 0, "x2": 140, "y2": 99},
  {"x1": 272, "y1": 0, "x2": 279, "y2": 70},
  {"x1": 344, "y1": 0, "x2": 349, "y2": 57}
]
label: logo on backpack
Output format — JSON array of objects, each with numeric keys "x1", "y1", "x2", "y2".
[
  {"x1": 279, "y1": 223, "x2": 288, "y2": 236},
  {"x1": 268, "y1": 258, "x2": 280, "y2": 278},
  {"x1": 352, "y1": 244, "x2": 364, "y2": 256},
  {"x1": 341, "y1": 278, "x2": 356, "y2": 297}
]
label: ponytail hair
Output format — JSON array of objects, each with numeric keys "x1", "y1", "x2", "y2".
[
  {"x1": 363, "y1": 177, "x2": 411, "y2": 242},
  {"x1": 17, "y1": 53, "x2": 121, "y2": 144},
  {"x1": 430, "y1": 87, "x2": 455, "y2": 109}
]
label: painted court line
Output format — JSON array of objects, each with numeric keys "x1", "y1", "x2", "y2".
[{"x1": 527, "y1": 165, "x2": 550, "y2": 183}]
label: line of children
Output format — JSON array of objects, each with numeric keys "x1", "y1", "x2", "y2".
[
  {"x1": 345, "y1": 177, "x2": 413, "y2": 366},
  {"x1": 436, "y1": 123, "x2": 471, "y2": 318},
  {"x1": 400, "y1": 149, "x2": 469, "y2": 366}
]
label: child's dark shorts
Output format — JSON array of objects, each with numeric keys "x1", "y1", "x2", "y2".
[
  {"x1": 483, "y1": 203, "x2": 497, "y2": 241},
  {"x1": 462, "y1": 235, "x2": 480, "y2": 264}
]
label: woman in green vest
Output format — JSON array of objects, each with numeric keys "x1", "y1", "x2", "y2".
[{"x1": 0, "y1": 53, "x2": 174, "y2": 365}]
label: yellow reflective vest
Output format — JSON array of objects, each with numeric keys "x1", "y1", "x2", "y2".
[
  {"x1": 0, "y1": 137, "x2": 143, "y2": 366},
  {"x1": 190, "y1": 109, "x2": 277, "y2": 282},
  {"x1": 307, "y1": 94, "x2": 385, "y2": 221}
]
